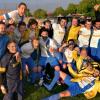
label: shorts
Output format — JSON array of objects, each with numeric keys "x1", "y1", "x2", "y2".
[
  {"x1": 39, "y1": 56, "x2": 48, "y2": 68},
  {"x1": 22, "y1": 57, "x2": 35, "y2": 70},
  {"x1": 46, "y1": 56, "x2": 59, "y2": 67},
  {"x1": 64, "y1": 75, "x2": 95, "y2": 96}
]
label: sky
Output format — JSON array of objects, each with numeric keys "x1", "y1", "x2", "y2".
[{"x1": 0, "y1": 0, "x2": 81, "y2": 12}]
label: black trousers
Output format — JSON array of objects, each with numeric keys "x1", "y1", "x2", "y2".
[{"x1": 3, "y1": 78, "x2": 23, "y2": 100}]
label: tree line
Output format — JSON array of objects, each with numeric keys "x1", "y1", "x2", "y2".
[{"x1": 25, "y1": 0, "x2": 100, "y2": 19}]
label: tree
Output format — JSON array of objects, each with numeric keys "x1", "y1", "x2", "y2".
[
  {"x1": 53, "y1": 7, "x2": 65, "y2": 16},
  {"x1": 33, "y1": 9, "x2": 47, "y2": 19},
  {"x1": 65, "y1": 3, "x2": 77, "y2": 14},
  {"x1": 25, "y1": 8, "x2": 32, "y2": 17},
  {"x1": 77, "y1": 0, "x2": 100, "y2": 19}
]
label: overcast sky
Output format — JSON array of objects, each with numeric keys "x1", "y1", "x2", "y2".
[{"x1": 0, "y1": 0, "x2": 81, "y2": 12}]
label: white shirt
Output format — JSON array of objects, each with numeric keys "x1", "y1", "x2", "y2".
[
  {"x1": 53, "y1": 23, "x2": 65, "y2": 47},
  {"x1": 90, "y1": 29, "x2": 100, "y2": 48},
  {"x1": 63, "y1": 48, "x2": 73, "y2": 63},
  {"x1": 78, "y1": 27, "x2": 91, "y2": 47},
  {"x1": 3, "y1": 10, "x2": 24, "y2": 23},
  {"x1": 13, "y1": 28, "x2": 21, "y2": 44},
  {"x1": 39, "y1": 37, "x2": 57, "y2": 57},
  {"x1": 21, "y1": 41, "x2": 34, "y2": 58},
  {"x1": 78, "y1": 77, "x2": 95, "y2": 88}
]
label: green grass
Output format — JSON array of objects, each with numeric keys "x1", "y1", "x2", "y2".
[
  {"x1": 24, "y1": 82, "x2": 100, "y2": 100},
  {"x1": 0, "y1": 81, "x2": 100, "y2": 100}
]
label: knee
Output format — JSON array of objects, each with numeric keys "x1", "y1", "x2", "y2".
[
  {"x1": 37, "y1": 66, "x2": 42, "y2": 72},
  {"x1": 60, "y1": 71, "x2": 67, "y2": 80},
  {"x1": 54, "y1": 66, "x2": 60, "y2": 71},
  {"x1": 32, "y1": 67, "x2": 38, "y2": 72},
  {"x1": 60, "y1": 91, "x2": 71, "y2": 97}
]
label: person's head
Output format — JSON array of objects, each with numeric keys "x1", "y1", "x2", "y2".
[
  {"x1": 59, "y1": 17, "x2": 67, "y2": 28},
  {"x1": 80, "y1": 48, "x2": 88, "y2": 58},
  {"x1": 7, "y1": 40, "x2": 17, "y2": 54},
  {"x1": 28, "y1": 18, "x2": 38, "y2": 30},
  {"x1": 85, "y1": 20, "x2": 92, "y2": 29},
  {"x1": 18, "y1": 22, "x2": 26, "y2": 34},
  {"x1": 68, "y1": 39, "x2": 75, "y2": 50},
  {"x1": 17, "y1": 2, "x2": 27, "y2": 17},
  {"x1": 72, "y1": 17, "x2": 78, "y2": 26},
  {"x1": 0, "y1": 21, "x2": 5, "y2": 34},
  {"x1": 86, "y1": 62, "x2": 93, "y2": 71},
  {"x1": 94, "y1": 19, "x2": 100, "y2": 30},
  {"x1": 93, "y1": 67, "x2": 100, "y2": 77},
  {"x1": 40, "y1": 29, "x2": 48, "y2": 39},
  {"x1": 44, "y1": 20, "x2": 51, "y2": 29},
  {"x1": 32, "y1": 38, "x2": 39, "y2": 49},
  {"x1": 6, "y1": 24, "x2": 16, "y2": 34}
]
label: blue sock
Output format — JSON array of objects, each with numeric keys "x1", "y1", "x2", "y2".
[
  {"x1": 44, "y1": 71, "x2": 60, "y2": 90},
  {"x1": 42, "y1": 93, "x2": 60, "y2": 100},
  {"x1": 38, "y1": 72, "x2": 43, "y2": 78}
]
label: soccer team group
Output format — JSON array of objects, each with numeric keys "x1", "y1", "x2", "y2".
[{"x1": 0, "y1": 2, "x2": 100, "y2": 100}]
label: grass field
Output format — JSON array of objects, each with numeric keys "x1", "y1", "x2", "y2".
[
  {"x1": 0, "y1": 78, "x2": 100, "y2": 100},
  {"x1": 24, "y1": 81, "x2": 100, "y2": 100}
]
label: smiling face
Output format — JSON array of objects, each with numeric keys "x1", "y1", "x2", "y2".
[
  {"x1": 7, "y1": 42, "x2": 17, "y2": 54},
  {"x1": 72, "y1": 18, "x2": 78, "y2": 26},
  {"x1": 93, "y1": 69, "x2": 100, "y2": 77},
  {"x1": 60, "y1": 19, "x2": 67, "y2": 28},
  {"x1": 68, "y1": 40, "x2": 75, "y2": 50},
  {"x1": 85, "y1": 21, "x2": 92, "y2": 29},
  {"x1": 0, "y1": 24, "x2": 5, "y2": 34},
  {"x1": 19, "y1": 25, "x2": 26, "y2": 34},
  {"x1": 95, "y1": 22, "x2": 100, "y2": 29},
  {"x1": 41, "y1": 30, "x2": 48, "y2": 37},
  {"x1": 7, "y1": 25, "x2": 15, "y2": 34},
  {"x1": 18, "y1": 5, "x2": 27, "y2": 17}
]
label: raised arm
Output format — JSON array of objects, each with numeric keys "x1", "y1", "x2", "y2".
[{"x1": 0, "y1": 15, "x2": 5, "y2": 21}]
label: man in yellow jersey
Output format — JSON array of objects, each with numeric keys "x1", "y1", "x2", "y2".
[{"x1": 67, "y1": 17, "x2": 80, "y2": 42}]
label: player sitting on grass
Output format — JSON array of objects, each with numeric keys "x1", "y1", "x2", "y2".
[{"x1": 43, "y1": 63, "x2": 100, "y2": 100}]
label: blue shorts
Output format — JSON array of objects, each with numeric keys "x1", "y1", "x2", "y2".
[
  {"x1": 39, "y1": 56, "x2": 48, "y2": 68},
  {"x1": 22, "y1": 57, "x2": 35, "y2": 71},
  {"x1": 90, "y1": 47, "x2": 100, "y2": 61},
  {"x1": 46, "y1": 56, "x2": 59, "y2": 67},
  {"x1": 64, "y1": 75, "x2": 95, "y2": 96},
  {"x1": 54, "y1": 52, "x2": 62, "y2": 61}
]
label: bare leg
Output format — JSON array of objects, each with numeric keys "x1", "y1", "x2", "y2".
[
  {"x1": 60, "y1": 90, "x2": 71, "y2": 98},
  {"x1": 59, "y1": 71, "x2": 67, "y2": 80}
]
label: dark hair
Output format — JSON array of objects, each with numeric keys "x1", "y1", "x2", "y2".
[
  {"x1": 94, "y1": 19, "x2": 100, "y2": 24},
  {"x1": 0, "y1": 21, "x2": 5, "y2": 25},
  {"x1": 28, "y1": 18, "x2": 38, "y2": 28},
  {"x1": 6, "y1": 23, "x2": 16, "y2": 28},
  {"x1": 40, "y1": 28, "x2": 49, "y2": 35},
  {"x1": 18, "y1": 2, "x2": 27, "y2": 9},
  {"x1": 95, "y1": 67, "x2": 100, "y2": 71},
  {"x1": 43, "y1": 20, "x2": 51, "y2": 25},
  {"x1": 58, "y1": 17, "x2": 67, "y2": 24},
  {"x1": 18, "y1": 22, "x2": 26, "y2": 29},
  {"x1": 68, "y1": 39, "x2": 75, "y2": 44},
  {"x1": 72, "y1": 17, "x2": 78, "y2": 20},
  {"x1": 7, "y1": 39, "x2": 16, "y2": 46},
  {"x1": 85, "y1": 19, "x2": 92, "y2": 24}
]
